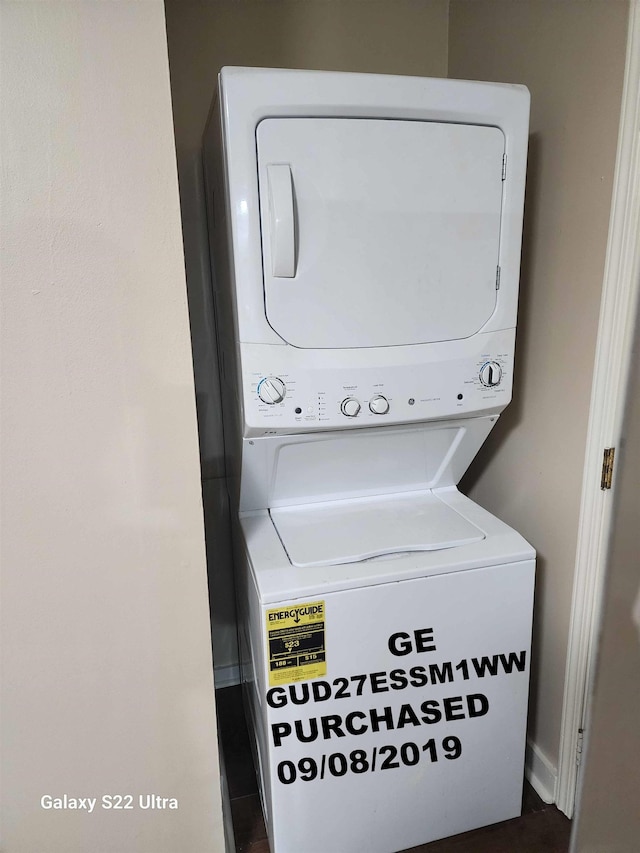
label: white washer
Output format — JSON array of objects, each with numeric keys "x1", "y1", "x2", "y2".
[{"x1": 204, "y1": 67, "x2": 534, "y2": 853}]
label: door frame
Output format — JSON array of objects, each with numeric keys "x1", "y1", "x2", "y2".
[{"x1": 556, "y1": 0, "x2": 640, "y2": 817}]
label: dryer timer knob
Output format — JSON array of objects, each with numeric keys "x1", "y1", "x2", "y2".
[
  {"x1": 479, "y1": 361, "x2": 503, "y2": 387},
  {"x1": 258, "y1": 376, "x2": 286, "y2": 404}
]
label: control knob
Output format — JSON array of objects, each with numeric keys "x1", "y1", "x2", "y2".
[
  {"x1": 479, "y1": 361, "x2": 503, "y2": 388},
  {"x1": 340, "y1": 397, "x2": 361, "y2": 418},
  {"x1": 369, "y1": 395, "x2": 390, "y2": 415},
  {"x1": 257, "y1": 376, "x2": 286, "y2": 404}
]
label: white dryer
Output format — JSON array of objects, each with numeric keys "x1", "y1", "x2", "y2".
[{"x1": 204, "y1": 67, "x2": 534, "y2": 853}]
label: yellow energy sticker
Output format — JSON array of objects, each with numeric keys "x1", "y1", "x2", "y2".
[{"x1": 266, "y1": 600, "x2": 326, "y2": 686}]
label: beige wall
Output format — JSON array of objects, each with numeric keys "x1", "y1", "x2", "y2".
[
  {"x1": 0, "y1": 3, "x2": 223, "y2": 851},
  {"x1": 167, "y1": 0, "x2": 449, "y2": 165},
  {"x1": 164, "y1": 0, "x2": 450, "y2": 678},
  {"x1": 449, "y1": 0, "x2": 628, "y2": 786},
  {"x1": 572, "y1": 310, "x2": 640, "y2": 851}
]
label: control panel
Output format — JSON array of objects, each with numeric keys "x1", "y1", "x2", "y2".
[{"x1": 240, "y1": 331, "x2": 515, "y2": 436}]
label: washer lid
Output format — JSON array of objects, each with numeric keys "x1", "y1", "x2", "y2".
[
  {"x1": 257, "y1": 118, "x2": 505, "y2": 349},
  {"x1": 270, "y1": 491, "x2": 485, "y2": 569}
]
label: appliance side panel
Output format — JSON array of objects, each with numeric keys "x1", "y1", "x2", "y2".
[{"x1": 203, "y1": 84, "x2": 245, "y2": 504}]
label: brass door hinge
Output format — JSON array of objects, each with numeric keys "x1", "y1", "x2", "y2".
[
  {"x1": 576, "y1": 727, "x2": 585, "y2": 766},
  {"x1": 601, "y1": 447, "x2": 615, "y2": 490}
]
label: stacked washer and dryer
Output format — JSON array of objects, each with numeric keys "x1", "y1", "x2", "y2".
[{"x1": 204, "y1": 67, "x2": 535, "y2": 853}]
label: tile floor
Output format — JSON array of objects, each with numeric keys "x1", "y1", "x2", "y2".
[{"x1": 217, "y1": 686, "x2": 571, "y2": 853}]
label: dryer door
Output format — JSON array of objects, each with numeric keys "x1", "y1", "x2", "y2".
[{"x1": 256, "y1": 118, "x2": 505, "y2": 349}]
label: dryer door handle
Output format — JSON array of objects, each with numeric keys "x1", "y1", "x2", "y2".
[{"x1": 267, "y1": 163, "x2": 296, "y2": 278}]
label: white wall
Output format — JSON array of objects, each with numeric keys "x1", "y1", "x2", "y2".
[{"x1": 0, "y1": 3, "x2": 224, "y2": 851}]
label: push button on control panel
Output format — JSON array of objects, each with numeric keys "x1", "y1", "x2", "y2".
[
  {"x1": 479, "y1": 361, "x2": 503, "y2": 388},
  {"x1": 369, "y1": 394, "x2": 390, "y2": 415},
  {"x1": 340, "y1": 397, "x2": 361, "y2": 417},
  {"x1": 257, "y1": 376, "x2": 286, "y2": 404}
]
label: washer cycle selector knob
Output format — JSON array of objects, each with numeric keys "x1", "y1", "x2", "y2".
[
  {"x1": 479, "y1": 361, "x2": 503, "y2": 388},
  {"x1": 340, "y1": 397, "x2": 361, "y2": 418},
  {"x1": 257, "y1": 376, "x2": 286, "y2": 404},
  {"x1": 369, "y1": 395, "x2": 390, "y2": 415}
]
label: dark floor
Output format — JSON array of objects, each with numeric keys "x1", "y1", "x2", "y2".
[{"x1": 217, "y1": 686, "x2": 571, "y2": 853}]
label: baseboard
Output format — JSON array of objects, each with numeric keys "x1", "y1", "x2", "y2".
[
  {"x1": 525, "y1": 739, "x2": 557, "y2": 804},
  {"x1": 218, "y1": 749, "x2": 237, "y2": 853},
  {"x1": 214, "y1": 663, "x2": 241, "y2": 689}
]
